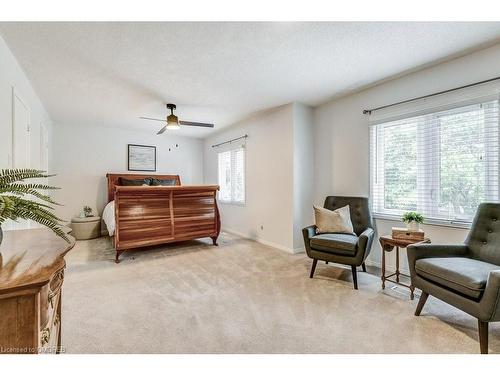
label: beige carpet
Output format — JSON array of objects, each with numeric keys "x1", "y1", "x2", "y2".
[{"x1": 62, "y1": 232, "x2": 499, "y2": 353}]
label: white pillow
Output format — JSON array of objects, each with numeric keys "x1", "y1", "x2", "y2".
[
  {"x1": 314, "y1": 205, "x2": 355, "y2": 235},
  {"x1": 102, "y1": 200, "x2": 115, "y2": 236}
]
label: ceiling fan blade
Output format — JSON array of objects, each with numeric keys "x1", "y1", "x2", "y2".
[
  {"x1": 157, "y1": 125, "x2": 167, "y2": 135},
  {"x1": 139, "y1": 116, "x2": 165, "y2": 123},
  {"x1": 179, "y1": 120, "x2": 214, "y2": 128}
]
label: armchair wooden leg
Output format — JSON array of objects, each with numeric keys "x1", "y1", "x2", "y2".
[
  {"x1": 325, "y1": 261, "x2": 328, "y2": 264},
  {"x1": 361, "y1": 262, "x2": 366, "y2": 272},
  {"x1": 309, "y1": 259, "x2": 318, "y2": 279},
  {"x1": 478, "y1": 320, "x2": 489, "y2": 354},
  {"x1": 414, "y1": 292, "x2": 429, "y2": 316},
  {"x1": 351, "y1": 265, "x2": 358, "y2": 290}
]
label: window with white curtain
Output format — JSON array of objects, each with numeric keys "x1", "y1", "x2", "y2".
[
  {"x1": 370, "y1": 98, "x2": 499, "y2": 225},
  {"x1": 217, "y1": 147, "x2": 245, "y2": 204}
]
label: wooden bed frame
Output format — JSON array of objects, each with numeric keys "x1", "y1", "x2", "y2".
[{"x1": 106, "y1": 173, "x2": 221, "y2": 263}]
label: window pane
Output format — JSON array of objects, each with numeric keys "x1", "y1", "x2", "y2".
[
  {"x1": 438, "y1": 108, "x2": 486, "y2": 220},
  {"x1": 383, "y1": 123, "x2": 417, "y2": 211},
  {"x1": 370, "y1": 99, "x2": 499, "y2": 223},
  {"x1": 233, "y1": 148, "x2": 245, "y2": 203},
  {"x1": 218, "y1": 151, "x2": 231, "y2": 201},
  {"x1": 218, "y1": 148, "x2": 245, "y2": 204}
]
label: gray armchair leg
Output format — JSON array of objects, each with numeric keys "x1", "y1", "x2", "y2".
[
  {"x1": 309, "y1": 259, "x2": 318, "y2": 279},
  {"x1": 414, "y1": 292, "x2": 429, "y2": 316},
  {"x1": 478, "y1": 320, "x2": 489, "y2": 354},
  {"x1": 351, "y1": 265, "x2": 358, "y2": 290}
]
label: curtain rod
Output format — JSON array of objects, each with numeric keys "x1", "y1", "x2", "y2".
[
  {"x1": 211, "y1": 134, "x2": 248, "y2": 148},
  {"x1": 363, "y1": 76, "x2": 500, "y2": 115}
]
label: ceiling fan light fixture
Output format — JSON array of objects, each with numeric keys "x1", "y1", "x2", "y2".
[
  {"x1": 166, "y1": 114, "x2": 180, "y2": 130},
  {"x1": 140, "y1": 103, "x2": 214, "y2": 134}
]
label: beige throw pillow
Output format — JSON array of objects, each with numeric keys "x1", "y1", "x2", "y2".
[{"x1": 314, "y1": 205, "x2": 355, "y2": 235}]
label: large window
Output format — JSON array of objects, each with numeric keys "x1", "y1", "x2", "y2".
[
  {"x1": 218, "y1": 147, "x2": 245, "y2": 204},
  {"x1": 370, "y1": 99, "x2": 499, "y2": 224}
]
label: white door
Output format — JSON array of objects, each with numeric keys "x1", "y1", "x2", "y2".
[{"x1": 8, "y1": 89, "x2": 31, "y2": 230}]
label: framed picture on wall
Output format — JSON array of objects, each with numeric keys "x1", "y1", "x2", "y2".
[{"x1": 128, "y1": 144, "x2": 156, "y2": 171}]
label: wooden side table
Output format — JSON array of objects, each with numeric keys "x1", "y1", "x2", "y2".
[{"x1": 379, "y1": 235, "x2": 430, "y2": 300}]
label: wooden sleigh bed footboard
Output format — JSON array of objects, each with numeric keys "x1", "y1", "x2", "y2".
[{"x1": 107, "y1": 174, "x2": 220, "y2": 263}]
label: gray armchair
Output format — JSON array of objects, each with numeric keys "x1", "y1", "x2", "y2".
[
  {"x1": 302, "y1": 196, "x2": 374, "y2": 289},
  {"x1": 408, "y1": 203, "x2": 500, "y2": 354}
]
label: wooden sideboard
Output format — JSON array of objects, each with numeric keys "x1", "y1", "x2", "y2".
[{"x1": 0, "y1": 229, "x2": 75, "y2": 354}]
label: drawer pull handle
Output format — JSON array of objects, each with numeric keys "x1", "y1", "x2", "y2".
[{"x1": 41, "y1": 327, "x2": 51, "y2": 345}]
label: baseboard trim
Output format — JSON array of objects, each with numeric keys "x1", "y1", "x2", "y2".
[
  {"x1": 293, "y1": 246, "x2": 306, "y2": 254},
  {"x1": 222, "y1": 228, "x2": 298, "y2": 254}
]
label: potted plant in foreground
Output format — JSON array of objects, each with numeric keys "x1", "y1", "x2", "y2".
[
  {"x1": 402, "y1": 211, "x2": 424, "y2": 231},
  {"x1": 0, "y1": 169, "x2": 70, "y2": 250}
]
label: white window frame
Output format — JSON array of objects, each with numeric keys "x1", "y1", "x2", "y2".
[
  {"x1": 370, "y1": 97, "x2": 500, "y2": 228},
  {"x1": 217, "y1": 146, "x2": 246, "y2": 206}
]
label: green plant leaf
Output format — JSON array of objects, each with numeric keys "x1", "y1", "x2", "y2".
[
  {"x1": 0, "y1": 183, "x2": 61, "y2": 205},
  {"x1": 0, "y1": 169, "x2": 69, "y2": 242},
  {"x1": 402, "y1": 211, "x2": 424, "y2": 224},
  {"x1": 10, "y1": 197, "x2": 64, "y2": 222},
  {"x1": 0, "y1": 169, "x2": 54, "y2": 187}
]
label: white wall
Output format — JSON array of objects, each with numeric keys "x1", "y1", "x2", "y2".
[
  {"x1": 0, "y1": 35, "x2": 53, "y2": 231},
  {"x1": 203, "y1": 102, "x2": 314, "y2": 253},
  {"x1": 203, "y1": 104, "x2": 295, "y2": 252},
  {"x1": 314, "y1": 42, "x2": 500, "y2": 272},
  {"x1": 51, "y1": 123, "x2": 204, "y2": 221},
  {"x1": 0, "y1": 35, "x2": 53, "y2": 171},
  {"x1": 293, "y1": 103, "x2": 314, "y2": 250}
]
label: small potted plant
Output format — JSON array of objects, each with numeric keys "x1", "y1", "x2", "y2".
[
  {"x1": 0, "y1": 169, "x2": 70, "y2": 249},
  {"x1": 402, "y1": 211, "x2": 424, "y2": 231},
  {"x1": 83, "y1": 206, "x2": 93, "y2": 217}
]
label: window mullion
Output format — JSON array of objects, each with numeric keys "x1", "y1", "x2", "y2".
[
  {"x1": 377, "y1": 126, "x2": 385, "y2": 213},
  {"x1": 416, "y1": 116, "x2": 428, "y2": 216},
  {"x1": 484, "y1": 100, "x2": 499, "y2": 201},
  {"x1": 429, "y1": 114, "x2": 441, "y2": 220},
  {"x1": 230, "y1": 150, "x2": 234, "y2": 203}
]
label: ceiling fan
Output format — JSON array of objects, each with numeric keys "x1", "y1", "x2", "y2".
[{"x1": 140, "y1": 103, "x2": 214, "y2": 135}]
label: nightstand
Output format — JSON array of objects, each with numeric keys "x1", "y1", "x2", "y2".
[{"x1": 70, "y1": 216, "x2": 101, "y2": 240}]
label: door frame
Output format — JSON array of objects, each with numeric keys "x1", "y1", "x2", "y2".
[
  {"x1": 12, "y1": 86, "x2": 31, "y2": 168},
  {"x1": 9, "y1": 87, "x2": 31, "y2": 230},
  {"x1": 40, "y1": 122, "x2": 49, "y2": 173}
]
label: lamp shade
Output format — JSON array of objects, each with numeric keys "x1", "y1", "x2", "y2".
[{"x1": 166, "y1": 114, "x2": 180, "y2": 130}]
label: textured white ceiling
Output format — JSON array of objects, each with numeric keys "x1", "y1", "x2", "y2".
[{"x1": 1, "y1": 22, "x2": 500, "y2": 138}]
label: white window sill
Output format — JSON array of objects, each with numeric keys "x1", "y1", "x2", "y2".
[
  {"x1": 373, "y1": 213, "x2": 471, "y2": 230},
  {"x1": 219, "y1": 200, "x2": 246, "y2": 207}
]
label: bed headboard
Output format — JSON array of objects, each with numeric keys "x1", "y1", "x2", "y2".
[{"x1": 106, "y1": 173, "x2": 181, "y2": 202}]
